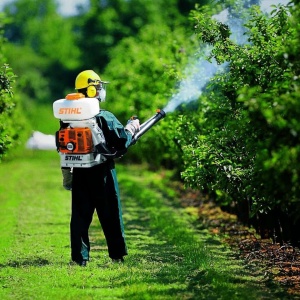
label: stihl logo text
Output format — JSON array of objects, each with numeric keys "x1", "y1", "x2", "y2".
[
  {"x1": 65, "y1": 155, "x2": 83, "y2": 161},
  {"x1": 59, "y1": 107, "x2": 82, "y2": 114}
]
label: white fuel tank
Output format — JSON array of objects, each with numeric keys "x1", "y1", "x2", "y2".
[{"x1": 53, "y1": 93, "x2": 99, "y2": 121}]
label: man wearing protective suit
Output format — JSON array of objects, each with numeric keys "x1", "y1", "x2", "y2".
[{"x1": 62, "y1": 70, "x2": 140, "y2": 266}]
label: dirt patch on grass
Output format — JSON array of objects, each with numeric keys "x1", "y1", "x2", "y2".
[{"x1": 175, "y1": 183, "x2": 300, "y2": 297}]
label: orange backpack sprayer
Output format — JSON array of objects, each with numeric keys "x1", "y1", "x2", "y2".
[{"x1": 53, "y1": 93, "x2": 166, "y2": 168}]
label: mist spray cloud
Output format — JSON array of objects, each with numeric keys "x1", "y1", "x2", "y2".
[
  {"x1": 163, "y1": 0, "x2": 289, "y2": 113},
  {"x1": 163, "y1": 16, "x2": 243, "y2": 113},
  {"x1": 163, "y1": 57, "x2": 228, "y2": 114},
  {"x1": 163, "y1": 46, "x2": 225, "y2": 113}
]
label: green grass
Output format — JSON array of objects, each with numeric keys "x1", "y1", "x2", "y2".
[{"x1": 0, "y1": 150, "x2": 289, "y2": 299}]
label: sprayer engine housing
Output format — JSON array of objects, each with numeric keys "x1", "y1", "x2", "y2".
[
  {"x1": 53, "y1": 93, "x2": 106, "y2": 168},
  {"x1": 58, "y1": 127, "x2": 93, "y2": 154}
]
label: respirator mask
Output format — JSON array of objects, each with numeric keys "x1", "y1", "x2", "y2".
[
  {"x1": 98, "y1": 87, "x2": 106, "y2": 102},
  {"x1": 95, "y1": 82, "x2": 107, "y2": 102}
]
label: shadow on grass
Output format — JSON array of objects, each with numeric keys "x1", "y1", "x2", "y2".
[
  {"x1": 0, "y1": 257, "x2": 50, "y2": 268},
  {"x1": 123, "y1": 215, "x2": 289, "y2": 299}
]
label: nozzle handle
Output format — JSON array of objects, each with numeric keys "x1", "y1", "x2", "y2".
[{"x1": 129, "y1": 109, "x2": 166, "y2": 146}]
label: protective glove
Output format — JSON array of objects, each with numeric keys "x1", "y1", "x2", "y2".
[
  {"x1": 61, "y1": 167, "x2": 73, "y2": 191},
  {"x1": 125, "y1": 118, "x2": 140, "y2": 136}
]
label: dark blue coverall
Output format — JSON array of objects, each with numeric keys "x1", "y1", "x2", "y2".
[{"x1": 70, "y1": 110, "x2": 132, "y2": 263}]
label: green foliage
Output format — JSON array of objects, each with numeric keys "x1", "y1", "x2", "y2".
[
  {"x1": 4, "y1": 44, "x2": 51, "y2": 103},
  {"x1": 238, "y1": 5, "x2": 300, "y2": 221},
  {"x1": 24, "y1": 13, "x2": 80, "y2": 69},
  {"x1": 178, "y1": 1, "x2": 300, "y2": 232},
  {"x1": 78, "y1": 0, "x2": 199, "y2": 70},
  {"x1": 3, "y1": 0, "x2": 81, "y2": 100},
  {"x1": 3, "y1": 0, "x2": 75, "y2": 65},
  {"x1": 0, "y1": 13, "x2": 27, "y2": 161},
  {"x1": 0, "y1": 64, "x2": 16, "y2": 159}
]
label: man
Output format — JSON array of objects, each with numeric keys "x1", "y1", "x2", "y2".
[{"x1": 61, "y1": 70, "x2": 139, "y2": 266}]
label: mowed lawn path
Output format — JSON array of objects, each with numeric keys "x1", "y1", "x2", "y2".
[{"x1": 0, "y1": 150, "x2": 288, "y2": 299}]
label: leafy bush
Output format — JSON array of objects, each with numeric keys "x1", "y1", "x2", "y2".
[
  {"x1": 0, "y1": 13, "x2": 28, "y2": 161},
  {"x1": 177, "y1": 2, "x2": 300, "y2": 242},
  {"x1": 0, "y1": 64, "x2": 16, "y2": 159}
]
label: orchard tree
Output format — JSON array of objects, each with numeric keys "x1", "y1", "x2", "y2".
[
  {"x1": 0, "y1": 13, "x2": 25, "y2": 161},
  {"x1": 0, "y1": 64, "x2": 16, "y2": 160},
  {"x1": 177, "y1": 1, "x2": 300, "y2": 243}
]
